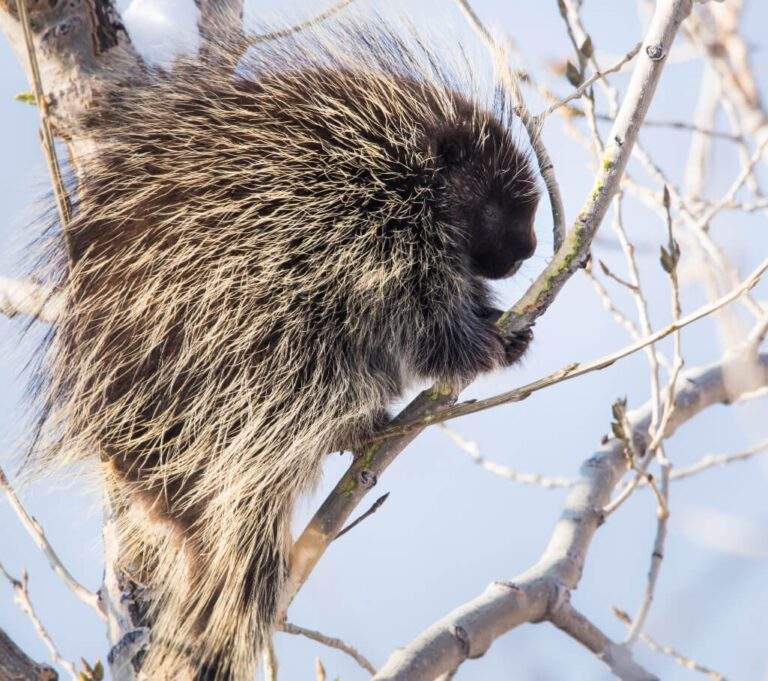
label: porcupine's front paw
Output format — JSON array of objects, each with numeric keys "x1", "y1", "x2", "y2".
[
  {"x1": 498, "y1": 326, "x2": 533, "y2": 366},
  {"x1": 336, "y1": 407, "x2": 391, "y2": 457},
  {"x1": 481, "y1": 307, "x2": 533, "y2": 367}
]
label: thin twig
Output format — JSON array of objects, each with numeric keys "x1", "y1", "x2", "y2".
[
  {"x1": 335, "y1": 493, "x2": 390, "y2": 539},
  {"x1": 670, "y1": 438, "x2": 768, "y2": 481},
  {"x1": 541, "y1": 42, "x2": 642, "y2": 118},
  {"x1": 625, "y1": 186, "x2": 685, "y2": 644},
  {"x1": 248, "y1": 0, "x2": 356, "y2": 44},
  {"x1": 611, "y1": 194, "x2": 664, "y2": 445},
  {"x1": 373, "y1": 253, "x2": 768, "y2": 439},
  {"x1": 0, "y1": 466, "x2": 104, "y2": 617},
  {"x1": 15, "y1": 0, "x2": 74, "y2": 265},
  {"x1": 440, "y1": 425, "x2": 573, "y2": 489},
  {"x1": 598, "y1": 259, "x2": 640, "y2": 293},
  {"x1": 280, "y1": 622, "x2": 376, "y2": 676},
  {"x1": 0, "y1": 563, "x2": 79, "y2": 680},
  {"x1": 613, "y1": 607, "x2": 727, "y2": 681},
  {"x1": 602, "y1": 113, "x2": 741, "y2": 140},
  {"x1": 584, "y1": 264, "x2": 644, "y2": 341},
  {"x1": 722, "y1": 198, "x2": 768, "y2": 213},
  {"x1": 693, "y1": 137, "x2": 768, "y2": 232}
]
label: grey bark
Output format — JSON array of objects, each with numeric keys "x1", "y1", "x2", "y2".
[{"x1": 0, "y1": 629, "x2": 57, "y2": 681}]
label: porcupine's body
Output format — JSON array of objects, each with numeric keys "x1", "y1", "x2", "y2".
[{"x1": 31, "y1": 20, "x2": 539, "y2": 680}]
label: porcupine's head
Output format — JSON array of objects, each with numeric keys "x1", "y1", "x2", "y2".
[
  {"x1": 236, "y1": 17, "x2": 541, "y2": 284},
  {"x1": 428, "y1": 105, "x2": 540, "y2": 280}
]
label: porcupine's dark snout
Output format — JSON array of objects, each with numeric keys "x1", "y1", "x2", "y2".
[{"x1": 468, "y1": 197, "x2": 538, "y2": 280}]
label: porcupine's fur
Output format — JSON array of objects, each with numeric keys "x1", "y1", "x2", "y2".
[{"x1": 28, "y1": 17, "x2": 540, "y2": 681}]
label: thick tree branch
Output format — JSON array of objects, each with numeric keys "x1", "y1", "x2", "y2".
[
  {"x1": 372, "y1": 350, "x2": 768, "y2": 680},
  {"x1": 0, "y1": 0, "x2": 142, "y2": 146},
  {"x1": 0, "y1": 628, "x2": 57, "y2": 681}
]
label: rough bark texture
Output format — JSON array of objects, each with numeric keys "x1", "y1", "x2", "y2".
[
  {"x1": 0, "y1": 0, "x2": 142, "y2": 148},
  {"x1": 0, "y1": 629, "x2": 57, "y2": 681}
]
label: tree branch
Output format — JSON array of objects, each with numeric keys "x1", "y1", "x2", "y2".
[
  {"x1": 374, "y1": 253, "x2": 768, "y2": 438},
  {"x1": 281, "y1": 621, "x2": 376, "y2": 676},
  {"x1": 0, "y1": 0, "x2": 142, "y2": 146},
  {"x1": 0, "y1": 628, "x2": 58, "y2": 681},
  {"x1": 286, "y1": 0, "x2": 697, "y2": 610},
  {"x1": 372, "y1": 350, "x2": 768, "y2": 680},
  {"x1": 0, "y1": 563, "x2": 78, "y2": 679},
  {"x1": 0, "y1": 277, "x2": 60, "y2": 322},
  {"x1": 0, "y1": 466, "x2": 103, "y2": 617},
  {"x1": 550, "y1": 600, "x2": 657, "y2": 681},
  {"x1": 613, "y1": 607, "x2": 726, "y2": 681}
]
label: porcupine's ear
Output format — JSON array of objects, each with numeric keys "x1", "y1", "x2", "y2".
[{"x1": 429, "y1": 124, "x2": 474, "y2": 171}]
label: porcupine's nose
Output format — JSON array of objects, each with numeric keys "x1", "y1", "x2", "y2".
[{"x1": 511, "y1": 215, "x2": 537, "y2": 261}]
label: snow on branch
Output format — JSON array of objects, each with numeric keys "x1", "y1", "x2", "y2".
[{"x1": 0, "y1": 277, "x2": 60, "y2": 323}]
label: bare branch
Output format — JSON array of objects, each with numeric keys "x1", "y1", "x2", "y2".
[
  {"x1": 375, "y1": 254, "x2": 768, "y2": 437},
  {"x1": 0, "y1": 628, "x2": 58, "y2": 681},
  {"x1": 670, "y1": 438, "x2": 768, "y2": 481},
  {"x1": 0, "y1": 563, "x2": 78, "y2": 679},
  {"x1": 335, "y1": 493, "x2": 389, "y2": 540},
  {"x1": 440, "y1": 425, "x2": 573, "y2": 489},
  {"x1": 597, "y1": 259, "x2": 640, "y2": 293},
  {"x1": 542, "y1": 42, "x2": 642, "y2": 118},
  {"x1": 592, "y1": 113, "x2": 741, "y2": 141},
  {"x1": 613, "y1": 607, "x2": 727, "y2": 681},
  {"x1": 0, "y1": 466, "x2": 104, "y2": 617},
  {"x1": 550, "y1": 600, "x2": 657, "y2": 681},
  {"x1": 0, "y1": 277, "x2": 60, "y2": 323},
  {"x1": 14, "y1": 0, "x2": 73, "y2": 264},
  {"x1": 624, "y1": 186, "x2": 684, "y2": 644},
  {"x1": 372, "y1": 350, "x2": 768, "y2": 680},
  {"x1": 502, "y1": 0, "x2": 696, "y2": 332},
  {"x1": 280, "y1": 622, "x2": 376, "y2": 676},
  {"x1": 692, "y1": 137, "x2": 768, "y2": 231}
]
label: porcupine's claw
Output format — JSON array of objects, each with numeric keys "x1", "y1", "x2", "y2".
[
  {"x1": 500, "y1": 326, "x2": 533, "y2": 366},
  {"x1": 481, "y1": 307, "x2": 534, "y2": 366}
]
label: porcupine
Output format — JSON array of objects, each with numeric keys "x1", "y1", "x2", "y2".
[{"x1": 29, "y1": 17, "x2": 540, "y2": 681}]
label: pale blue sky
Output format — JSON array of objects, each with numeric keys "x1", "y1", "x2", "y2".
[{"x1": 1, "y1": 1, "x2": 768, "y2": 679}]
